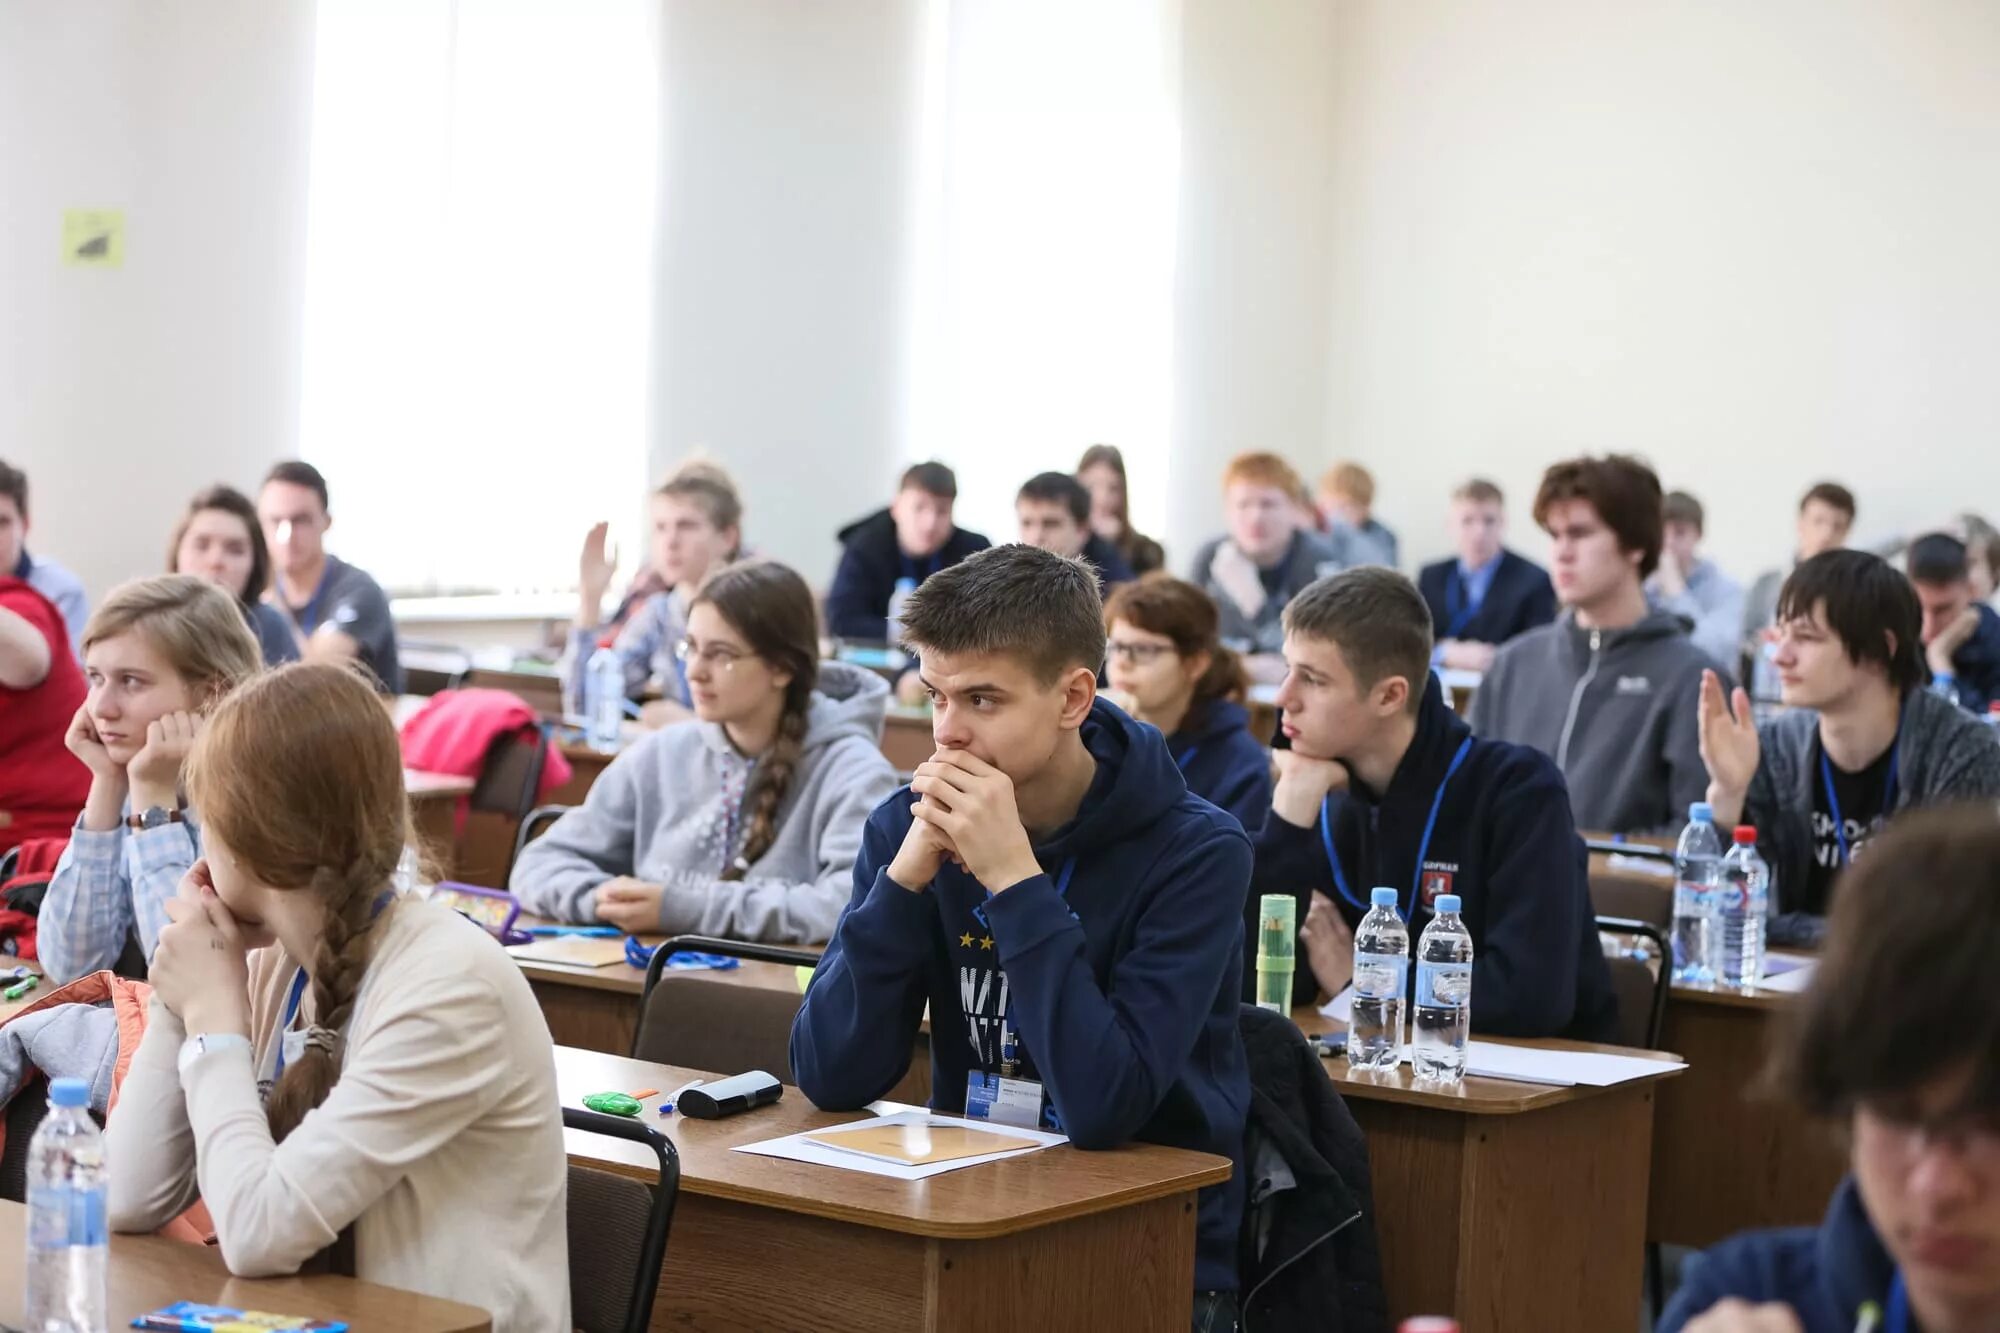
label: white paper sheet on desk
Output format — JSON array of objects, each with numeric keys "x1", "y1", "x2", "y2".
[
  {"x1": 1318, "y1": 986, "x2": 1355, "y2": 1023},
  {"x1": 1461, "y1": 1041, "x2": 1684, "y2": 1088},
  {"x1": 734, "y1": 1110, "x2": 1067, "y2": 1181},
  {"x1": 1755, "y1": 959, "x2": 1818, "y2": 993},
  {"x1": 1606, "y1": 852, "x2": 1675, "y2": 879}
]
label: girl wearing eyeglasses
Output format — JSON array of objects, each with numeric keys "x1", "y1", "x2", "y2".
[
  {"x1": 1102, "y1": 576, "x2": 1273, "y2": 836},
  {"x1": 511, "y1": 560, "x2": 901, "y2": 943}
]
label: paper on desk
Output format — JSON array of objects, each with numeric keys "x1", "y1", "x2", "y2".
[
  {"x1": 1606, "y1": 852, "x2": 1675, "y2": 879},
  {"x1": 1318, "y1": 986, "x2": 1355, "y2": 1023},
  {"x1": 736, "y1": 1110, "x2": 1065, "y2": 1181},
  {"x1": 1462, "y1": 1041, "x2": 1682, "y2": 1088},
  {"x1": 506, "y1": 935, "x2": 627, "y2": 968},
  {"x1": 1756, "y1": 958, "x2": 1818, "y2": 993}
]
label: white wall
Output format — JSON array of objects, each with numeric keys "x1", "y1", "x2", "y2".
[
  {"x1": 1320, "y1": 0, "x2": 2000, "y2": 580},
  {"x1": 0, "y1": 0, "x2": 317, "y2": 602}
]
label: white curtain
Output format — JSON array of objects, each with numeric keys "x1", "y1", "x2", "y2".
[
  {"x1": 905, "y1": 0, "x2": 1182, "y2": 545},
  {"x1": 298, "y1": 0, "x2": 658, "y2": 595}
]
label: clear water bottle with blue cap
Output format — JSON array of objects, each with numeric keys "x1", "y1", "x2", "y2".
[
  {"x1": 1412, "y1": 894, "x2": 1473, "y2": 1084},
  {"x1": 584, "y1": 643, "x2": 624, "y2": 754},
  {"x1": 1671, "y1": 802, "x2": 1723, "y2": 986},
  {"x1": 25, "y1": 1077, "x2": 107, "y2": 1333},
  {"x1": 1349, "y1": 886, "x2": 1408, "y2": 1070}
]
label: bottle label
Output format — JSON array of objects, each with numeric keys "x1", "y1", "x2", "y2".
[
  {"x1": 1352, "y1": 951, "x2": 1407, "y2": 1000},
  {"x1": 1415, "y1": 960, "x2": 1472, "y2": 1008},
  {"x1": 27, "y1": 1183, "x2": 107, "y2": 1249}
]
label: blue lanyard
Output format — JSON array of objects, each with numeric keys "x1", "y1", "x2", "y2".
[
  {"x1": 1444, "y1": 566, "x2": 1483, "y2": 639},
  {"x1": 1884, "y1": 1269, "x2": 1909, "y2": 1333},
  {"x1": 1319, "y1": 737, "x2": 1473, "y2": 918},
  {"x1": 899, "y1": 552, "x2": 942, "y2": 585},
  {"x1": 1174, "y1": 745, "x2": 1199, "y2": 771},
  {"x1": 1819, "y1": 739, "x2": 1900, "y2": 866},
  {"x1": 973, "y1": 857, "x2": 1076, "y2": 931},
  {"x1": 272, "y1": 966, "x2": 309, "y2": 1081}
]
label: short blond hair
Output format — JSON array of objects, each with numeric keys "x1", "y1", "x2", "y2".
[
  {"x1": 1224, "y1": 452, "x2": 1307, "y2": 499},
  {"x1": 1319, "y1": 462, "x2": 1375, "y2": 508},
  {"x1": 82, "y1": 574, "x2": 261, "y2": 709}
]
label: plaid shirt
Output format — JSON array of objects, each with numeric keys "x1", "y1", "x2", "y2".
[
  {"x1": 563, "y1": 589, "x2": 690, "y2": 709},
  {"x1": 41, "y1": 806, "x2": 199, "y2": 984}
]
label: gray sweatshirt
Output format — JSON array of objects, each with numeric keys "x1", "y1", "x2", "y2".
[
  {"x1": 508, "y1": 661, "x2": 900, "y2": 943},
  {"x1": 1747, "y1": 686, "x2": 2000, "y2": 946},
  {"x1": 1472, "y1": 609, "x2": 1724, "y2": 836}
]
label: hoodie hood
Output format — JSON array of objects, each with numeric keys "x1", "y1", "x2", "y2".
[
  {"x1": 835, "y1": 506, "x2": 896, "y2": 547},
  {"x1": 1814, "y1": 1179, "x2": 1897, "y2": 1321},
  {"x1": 1174, "y1": 697, "x2": 1254, "y2": 749},
  {"x1": 1031, "y1": 697, "x2": 1190, "y2": 865},
  {"x1": 694, "y1": 659, "x2": 889, "y2": 760},
  {"x1": 1354, "y1": 674, "x2": 1469, "y2": 808}
]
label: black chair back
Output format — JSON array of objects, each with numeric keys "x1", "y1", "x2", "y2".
[
  {"x1": 511, "y1": 803, "x2": 570, "y2": 873},
  {"x1": 1595, "y1": 916, "x2": 1673, "y2": 1050},
  {"x1": 632, "y1": 936, "x2": 821, "y2": 1077},
  {"x1": 562, "y1": 1106, "x2": 680, "y2": 1333}
]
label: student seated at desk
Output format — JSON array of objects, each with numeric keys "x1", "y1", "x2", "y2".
[
  {"x1": 1077, "y1": 443, "x2": 1165, "y2": 577},
  {"x1": 791, "y1": 545, "x2": 1253, "y2": 1329},
  {"x1": 0, "y1": 457, "x2": 88, "y2": 661},
  {"x1": 1315, "y1": 461, "x2": 1398, "y2": 569},
  {"x1": 106, "y1": 663, "x2": 568, "y2": 1332},
  {"x1": 1103, "y1": 576, "x2": 1273, "y2": 835},
  {"x1": 826, "y1": 460, "x2": 990, "y2": 644},
  {"x1": 513, "y1": 560, "x2": 899, "y2": 943},
  {"x1": 1906, "y1": 533, "x2": 2000, "y2": 716},
  {"x1": 1017, "y1": 471, "x2": 1136, "y2": 588},
  {"x1": 256, "y1": 461, "x2": 402, "y2": 693},
  {"x1": 1416, "y1": 477, "x2": 1556, "y2": 673},
  {"x1": 1742, "y1": 482, "x2": 1856, "y2": 690},
  {"x1": 168, "y1": 484, "x2": 302, "y2": 666},
  {"x1": 569, "y1": 468, "x2": 743, "y2": 729},
  {"x1": 1250, "y1": 566, "x2": 1618, "y2": 1040},
  {"x1": 45, "y1": 576, "x2": 261, "y2": 983},
  {"x1": 1648, "y1": 489, "x2": 1746, "y2": 671},
  {"x1": 1661, "y1": 807, "x2": 2000, "y2": 1333},
  {"x1": 0, "y1": 561, "x2": 89, "y2": 855},
  {"x1": 1471, "y1": 455, "x2": 1717, "y2": 835},
  {"x1": 1698, "y1": 550, "x2": 2000, "y2": 949}
]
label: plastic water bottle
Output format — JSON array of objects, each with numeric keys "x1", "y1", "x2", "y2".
[
  {"x1": 1671, "y1": 802, "x2": 1723, "y2": 986},
  {"x1": 25, "y1": 1077, "x2": 108, "y2": 1333},
  {"x1": 1985, "y1": 701, "x2": 2000, "y2": 732},
  {"x1": 1411, "y1": 894, "x2": 1473, "y2": 1084},
  {"x1": 1349, "y1": 886, "x2": 1408, "y2": 1071},
  {"x1": 1716, "y1": 826, "x2": 1770, "y2": 989},
  {"x1": 584, "y1": 643, "x2": 624, "y2": 754},
  {"x1": 886, "y1": 576, "x2": 919, "y2": 645}
]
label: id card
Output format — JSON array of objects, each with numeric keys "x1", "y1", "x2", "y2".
[{"x1": 964, "y1": 1072, "x2": 1046, "y2": 1130}]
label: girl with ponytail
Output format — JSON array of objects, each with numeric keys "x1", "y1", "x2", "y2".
[
  {"x1": 107, "y1": 663, "x2": 569, "y2": 1332},
  {"x1": 1102, "y1": 575, "x2": 1275, "y2": 835},
  {"x1": 512, "y1": 559, "x2": 900, "y2": 944}
]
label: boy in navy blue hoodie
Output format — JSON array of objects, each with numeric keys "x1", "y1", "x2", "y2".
[
  {"x1": 792, "y1": 544, "x2": 1253, "y2": 1326},
  {"x1": 1248, "y1": 566, "x2": 1618, "y2": 1041},
  {"x1": 1661, "y1": 807, "x2": 2000, "y2": 1333}
]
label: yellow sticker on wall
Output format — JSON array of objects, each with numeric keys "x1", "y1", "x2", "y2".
[{"x1": 62, "y1": 209, "x2": 124, "y2": 267}]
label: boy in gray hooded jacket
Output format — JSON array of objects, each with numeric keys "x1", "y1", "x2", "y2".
[{"x1": 511, "y1": 563, "x2": 900, "y2": 944}]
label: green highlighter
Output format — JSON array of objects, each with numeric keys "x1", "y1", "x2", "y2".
[{"x1": 1254, "y1": 895, "x2": 1296, "y2": 1013}]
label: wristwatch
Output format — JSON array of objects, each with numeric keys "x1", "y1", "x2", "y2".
[
  {"x1": 177, "y1": 1032, "x2": 252, "y2": 1078},
  {"x1": 127, "y1": 805, "x2": 185, "y2": 832}
]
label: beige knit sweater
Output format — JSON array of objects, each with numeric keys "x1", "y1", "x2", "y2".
[{"x1": 107, "y1": 895, "x2": 570, "y2": 1332}]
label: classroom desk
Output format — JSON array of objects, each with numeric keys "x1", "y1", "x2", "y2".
[
  {"x1": 1649, "y1": 976, "x2": 1846, "y2": 1248},
  {"x1": 0, "y1": 1201, "x2": 491, "y2": 1332},
  {"x1": 881, "y1": 705, "x2": 935, "y2": 773},
  {"x1": 404, "y1": 768, "x2": 475, "y2": 876},
  {"x1": 557, "y1": 1046, "x2": 1230, "y2": 1332},
  {"x1": 0, "y1": 962, "x2": 43, "y2": 1025},
  {"x1": 1292, "y1": 1004, "x2": 1682, "y2": 1333}
]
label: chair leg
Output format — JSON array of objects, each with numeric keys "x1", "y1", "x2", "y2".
[{"x1": 1647, "y1": 1240, "x2": 1666, "y2": 1324}]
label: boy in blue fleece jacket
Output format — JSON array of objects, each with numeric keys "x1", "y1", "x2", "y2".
[
  {"x1": 1248, "y1": 566, "x2": 1618, "y2": 1041},
  {"x1": 1661, "y1": 807, "x2": 2000, "y2": 1333},
  {"x1": 791, "y1": 545, "x2": 1253, "y2": 1325}
]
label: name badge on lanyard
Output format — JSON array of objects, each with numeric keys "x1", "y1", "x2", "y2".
[{"x1": 964, "y1": 859, "x2": 1075, "y2": 1131}]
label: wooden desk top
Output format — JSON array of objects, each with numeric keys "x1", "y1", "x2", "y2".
[
  {"x1": 511, "y1": 930, "x2": 812, "y2": 998},
  {"x1": 1289, "y1": 1005, "x2": 1684, "y2": 1116},
  {"x1": 404, "y1": 768, "x2": 477, "y2": 799},
  {"x1": 0, "y1": 1201, "x2": 490, "y2": 1332},
  {"x1": 556, "y1": 1046, "x2": 1229, "y2": 1241}
]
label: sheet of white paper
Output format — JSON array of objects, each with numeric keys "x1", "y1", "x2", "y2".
[
  {"x1": 1755, "y1": 959, "x2": 1818, "y2": 993},
  {"x1": 1605, "y1": 852, "x2": 1675, "y2": 879},
  {"x1": 734, "y1": 1110, "x2": 1067, "y2": 1181},
  {"x1": 1318, "y1": 986, "x2": 1356, "y2": 1022},
  {"x1": 1461, "y1": 1040, "x2": 1683, "y2": 1088},
  {"x1": 1434, "y1": 667, "x2": 1484, "y2": 693}
]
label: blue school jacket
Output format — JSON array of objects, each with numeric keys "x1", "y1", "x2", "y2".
[
  {"x1": 1164, "y1": 698, "x2": 1273, "y2": 836},
  {"x1": 1660, "y1": 1179, "x2": 1896, "y2": 1333},
  {"x1": 1417, "y1": 548, "x2": 1557, "y2": 647},
  {"x1": 1247, "y1": 675, "x2": 1619, "y2": 1041},
  {"x1": 791, "y1": 700, "x2": 1253, "y2": 1293}
]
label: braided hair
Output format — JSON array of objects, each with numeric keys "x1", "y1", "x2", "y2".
[{"x1": 692, "y1": 562, "x2": 820, "y2": 880}]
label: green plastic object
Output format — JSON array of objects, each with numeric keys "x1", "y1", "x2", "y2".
[{"x1": 582, "y1": 1091, "x2": 643, "y2": 1118}]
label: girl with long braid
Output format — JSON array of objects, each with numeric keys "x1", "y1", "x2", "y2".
[
  {"x1": 511, "y1": 560, "x2": 900, "y2": 943},
  {"x1": 107, "y1": 663, "x2": 569, "y2": 1332}
]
